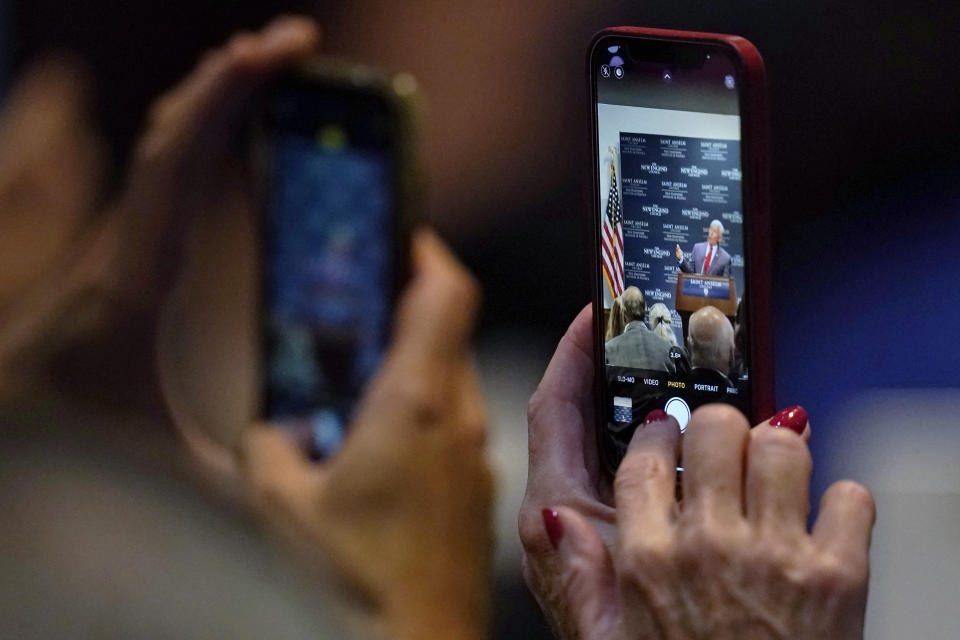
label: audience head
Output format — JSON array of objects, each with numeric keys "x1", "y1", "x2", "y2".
[
  {"x1": 620, "y1": 286, "x2": 645, "y2": 325},
  {"x1": 707, "y1": 220, "x2": 725, "y2": 246},
  {"x1": 605, "y1": 296, "x2": 626, "y2": 340},
  {"x1": 687, "y1": 305, "x2": 734, "y2": 373},
  {"x1": 648, "y1": 303, "x2": 678, "y2": 346}
]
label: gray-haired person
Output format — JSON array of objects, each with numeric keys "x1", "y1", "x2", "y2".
[
  {"x1": 648, "y1": 302, "x2": 679, "y2": 347},
  {"x1": 675, "y1": 219, "x2": 732, "y2": 277}
]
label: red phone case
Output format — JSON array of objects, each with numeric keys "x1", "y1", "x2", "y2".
[{"x1": 588, "y1": 27, "x2": 774, "y2": 467}]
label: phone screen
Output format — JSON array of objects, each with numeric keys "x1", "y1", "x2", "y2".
[
  {"x1": 262, "y1": 82, "x2": 397, "y2": 458},
  {"x1": 591, "y1": 37, "x2": 751, "y2": 464}
]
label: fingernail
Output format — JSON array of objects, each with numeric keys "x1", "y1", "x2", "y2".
[
  {"x1": 542, "y1": 508, "x2": 563, "y2": 549},
  {"x1": 770, "y1": 405, "x2": 807, "y2": 435},
  {"x1": 643, "y1": 409, "x2": 669, "y2": 425}
]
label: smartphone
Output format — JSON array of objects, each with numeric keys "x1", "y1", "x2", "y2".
[
  {"x1": 588, "y1": 28, "x2": 774, "y2": 472},
  {"x1": 258, "y1": 60, "x2": 420, "y2": 458}
]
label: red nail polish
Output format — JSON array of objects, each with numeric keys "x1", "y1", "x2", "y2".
[
  {"x1": 770, "y1": 405, "x2": 808, "y2": 435},
  {"x1": 643, "y1": 409, "x2": 669, "y2": 425},
  {"x1": 542, "y1": 508, "x2": 563, "y2": 549}
]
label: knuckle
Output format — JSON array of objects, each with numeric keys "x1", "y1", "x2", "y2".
[
  {"x1": 751, "y1": 426, "x2": 811, "y2": 461},
  {"x1": 617, "y1": 539, "x2": 674, "y2": 608},
  {"x1": 615, "y1": 451, "x2": 670, "y2": 495},
  {"x1": 392, "y1": 376, "x2": 444, "y2": 425},
  {"x1": 752, "y1": 537, "x2": 797, "y2": 576},
  {"x1": 810, "y1": 556, "x2": 867, "y2": 596},
  {"x1": 826, "y1": 479, "x2": 876, "y2": 516},
  {"x1": 518, "y1": 507, "x2": 552, "y2": 555},
  {"x1": 619, "y1": 537, "x2": 671, "y2": 575},
  {"x1": 675, "y1": 522, "x2": 734, "y2": 570}
]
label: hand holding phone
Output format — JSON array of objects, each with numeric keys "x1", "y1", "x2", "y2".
[{"x1": 245, "y1": 231, "x2": 493, "y2": 640}]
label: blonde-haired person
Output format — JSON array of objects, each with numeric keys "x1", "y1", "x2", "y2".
[
  {"x1": 647, "y1": 302, "x2": 678, "y2": 347},
  {"x1": 604, "y1": 295, "x2": 626, "y2": 341}
]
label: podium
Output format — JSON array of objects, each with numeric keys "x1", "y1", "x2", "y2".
[{"x1": 674, "y1": 272, "x2": 737, "y2": 341}]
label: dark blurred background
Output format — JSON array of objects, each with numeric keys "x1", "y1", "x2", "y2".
[{"x1": 7, "y1": 1, "x2": 960, "y2": 637}]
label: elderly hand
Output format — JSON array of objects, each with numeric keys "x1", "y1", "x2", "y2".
[
  {"x1": 521, "y1": 309, "x2": 872, "y2": 639},
  {"x1": 242, "y1": 231, "x2": 493, "y2": 640},
  {"x1": 543, "y1": 401, "x2": 873, "y2": 639},
  {"x1": 519, "y1": 305, "x2": 617, "y2": 638}
]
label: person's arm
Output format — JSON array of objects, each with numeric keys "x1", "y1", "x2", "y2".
[{"x1": 675, "y1": 244, "x2": 693, "y2": 273}]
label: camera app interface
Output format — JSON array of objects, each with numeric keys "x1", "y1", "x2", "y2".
[
  {"x1": 594, "y1": 40, "x2": 749, "y2": 457},
  {"x1": 264, "y1": 86, "x2": 394, "y2": 458}
]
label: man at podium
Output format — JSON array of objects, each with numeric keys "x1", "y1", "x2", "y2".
[{"x1": 675, "y1": 219, "x2": 732, "y2": 277}]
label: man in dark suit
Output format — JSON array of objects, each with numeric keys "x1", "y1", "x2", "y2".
[
  {"x1": 686, "y1": 305, "x2": 736, "y2": 388},
  {"x1": 675, "y1": 220, "x2": 732, "y2": 277},
  {"x1": 604, "y1": 287, "x2": 676, "y2": 373}
]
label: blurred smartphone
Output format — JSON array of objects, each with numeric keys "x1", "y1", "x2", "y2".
[
  {"x1": 588, "y1": 28, "x2": 774, "y2": 473},
  {"x1": 258, "y1": 59, "x2": 421, "y2": 458}
]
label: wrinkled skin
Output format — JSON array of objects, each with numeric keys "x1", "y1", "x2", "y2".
[{"x1": 520, "y1": 308, "x2": 874, "y2": 639}]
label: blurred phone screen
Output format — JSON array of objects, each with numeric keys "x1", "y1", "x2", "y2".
[{"x1": 262, "y1": 82, "x2": 396, "y2": 458}]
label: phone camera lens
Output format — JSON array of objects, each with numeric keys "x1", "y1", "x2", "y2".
[{"x1": 662, "y1": 70, "x2": 673, "y2": 83}]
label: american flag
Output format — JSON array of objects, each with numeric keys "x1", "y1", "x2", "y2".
[{"x1": 601, "y1": 158, "x2": 625, "y2": 298}]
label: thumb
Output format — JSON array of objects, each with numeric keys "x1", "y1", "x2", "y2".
[
  {"x1": 549, "y1": 506, "x2": 621, "y2": 640},
  {"x1": 240, "y1": 423, "x2": 325, "y2": 519}
]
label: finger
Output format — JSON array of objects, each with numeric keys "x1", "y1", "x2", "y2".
[
  {"x1": 347, "y1": 230, "x2": 479, "y2": 436},
  {"x1": 107, "y1": 18, "x2": 320, "y2": 316},
  {"x1": 240, "y1": 423, "x2": 324, "y2": 516},
  {"x1": 615, "y1": 410, "x2": 681, "y2": 545},
  {"x1": 812, "y1": 480, "x2": 876, "y2": 566},
  {"x1": 386, "y1": 228, "x2": 481, "y2": 375},
  {"x1": 745, "y1": 420, "x2": 812, "y2": 532},
  {"x1": 136, "y1": 16, "x2": 320, "y2": 166},
  {"x1": 526, "y1": 304, "x2": 595, "y2": 481},
  {"x1": 682, "y1": 403, "x2": 751, "y2": 520},
  {"x1": 550, "y1": 506, "x2": 620, "y2": 640}
]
